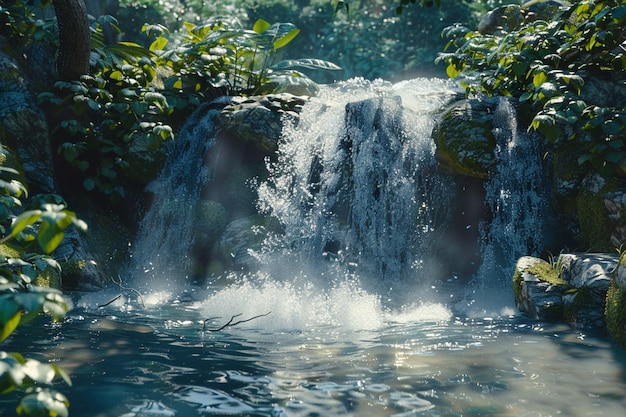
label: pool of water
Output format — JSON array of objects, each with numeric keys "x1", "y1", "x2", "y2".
[{"x1": 3, "y1": 281, "x2": 626, "y2": 417}]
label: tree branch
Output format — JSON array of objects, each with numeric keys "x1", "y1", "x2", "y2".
[{"x1": 201, "y1": 312, "x2": 272, "y2": 332}]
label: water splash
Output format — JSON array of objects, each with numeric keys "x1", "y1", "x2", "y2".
[{"x1": 257, "y1": 78, "x2": 459, "y2": 292}]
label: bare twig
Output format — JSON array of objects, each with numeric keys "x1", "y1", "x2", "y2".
[
  {"x1": 98, "y1": 276, "x2": 145, "y2": 308},
  {"x1": 202, "y1": 311, "x2": 271, "y2": 332},
  {"x1": 97, "y1": 294, "x2": 122, "y2": 308},
  {"x1": 112, "y1": 275, "x2": 145, "y2": 308}
]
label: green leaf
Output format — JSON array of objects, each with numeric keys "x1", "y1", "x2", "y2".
[
  {"x1": 150, "y1": 36, "x2": 168, "y2": 52},
  {"x1": 273, "y1": 59, "x2": 341, "y2": 71},
  {"x1": 252, "y1": 19, "x2": 271, "y2": 34},
  {"x1": 0, "y1": 300, "x2": 21, "y2": 342},
  {"x1": 109, "y1": 70, "x2": 123, "y2": 81},
  {"x1": 273, "y1": 28, "x2": 300, "y2": 50},
  {"x1": 533, "y1": 72, "x2": 548, "y2": 88},
  {"x1": 446, "y1": 63, "x2": 460, "y2": 78},
  {"x1": 17, "y1": 388, "x2": 69, "y2": 417},
  {"x1": 8, "y1": 211, "x2": 42, "y2": 240}
]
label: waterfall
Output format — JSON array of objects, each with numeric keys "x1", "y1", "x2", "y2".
[
  {"x1": 257, "y1": 78, "x2": 460, "y2": 295},
  {"x1": 463, "y1": 98, "x2": 548, "y2": 314},
  {"x1": 127, "y1": 102, "x2": 223, "y2": 289},
  {"x1": 127, "y1": 78, "x2": 549, "y2": 314}
]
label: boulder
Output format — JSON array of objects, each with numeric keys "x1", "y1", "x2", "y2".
[
  {"x1": 514, "y1": 253, "x2": 619, "y2": 329},
  {"x1": 477, "y1": 5, "x2": 524, "y2": 35},
  {"x1": 219, "y1": 215, "x2": 282, "y2": 270},
  {"x1": 604, "y1": 190, "x2": 626, "y2": 248},
  {"x1": 559, "y1": 253, "x2": 616, "y2": 328},
  {"x1": 0, "y1": 50, "x2": 55, "y2": 194},
  {"x1": 218, "y1": 94, "x2": 306, "y2": 153},
  {"x1": 513, "y1": 256, "x2": 568, "y2": 320},
  {"x1": 433, "y1": 97, "x2": 498, "y2": 178}
]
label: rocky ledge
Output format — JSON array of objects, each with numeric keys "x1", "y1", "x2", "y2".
[{"x1": 514, "y1": 252, "x2": 626, "y2": 346}]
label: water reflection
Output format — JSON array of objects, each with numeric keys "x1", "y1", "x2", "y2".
[{"x1": 2, "y1": 297, "x2": 626, "y2": 417}]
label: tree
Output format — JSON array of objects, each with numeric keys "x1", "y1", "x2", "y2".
[{"x1": 52, "y1": 0, "x2": 91, "y2": 80}]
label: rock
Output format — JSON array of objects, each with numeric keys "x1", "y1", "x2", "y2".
[
  {"x1": 219, "y1": 215, "x2": 282, "y2": 270},
  {"x1": 513, "y1": 256, "x2": 567, "y2": 320},
  {"x1": 575, "y1": 173, "x2": 622, "y2": 251},
  {"x1": 433, "y1": 97, "x2": 498, "y2": 178},
  {"x1": 0, "y1": 50, "x2": 56, "y2": 193},
  {"x1": 191, "y1": 200, "x2": 229, "y2": 278},
  {"x1": 604, "y1": 190, "x2": 626, "y2": 248},
  {"x1": 123, "y1": 136, "x2": 167, "y2": 188},
  {"x1": 54, "y1": 227, "x2": 106, "y2": 290},
  {"x1": 559, "y1": 253, "x2": 616, "y2": 328},
  {"x1": 218, "y1": 94, "x2": 307, "y2": 153},
  {"x1": 477, "y1": 5, "x2": 524, "y2": 35},
  {"x1": 514, "y1": 253, "x2": 620, "y2": 329},
  {"x1": 579, "y1": 77, "x2": 626, "y2": 109}
]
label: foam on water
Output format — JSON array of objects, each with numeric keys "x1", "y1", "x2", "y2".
[
  {"x1": 199, "y1": 274, "x2": 452, "y2": 333},
  {"x1": 200, "y1": 273, "x2": 385, "y2": 332}
]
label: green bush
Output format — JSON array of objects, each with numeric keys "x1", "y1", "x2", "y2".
[
  {"x1": 438, "y1": 0, "x2": 626, "y2": 177},
  {"x1": 0, "y1": 147, "x2": 85, "y2": 417},
  {"x1": 39, "y1": 13, "x2": 337, "y2": 202}
]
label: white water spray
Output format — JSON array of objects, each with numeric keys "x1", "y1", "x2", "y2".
[{"x1": 257, "y1": 78, "x2": 459, "y2": 288}]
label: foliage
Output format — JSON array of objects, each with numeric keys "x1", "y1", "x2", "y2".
[
  {"x1": 151, "y1": 17, "x2": 340, "y2": 98},
  {"x1": 37, "y1": 16, "x2": 174, "y2": 202},
  {"x1": 241, "y1": 0, "x2": 494, "y2": 83},
  {"x1": 0, "y1": 154, "x2": 82, "y2": 416},
  {"x1": 0, "y1": 0, "x2": 56, "y2": 48},
  {"x1": 438, "y1": 0, "x2": 626, "y2": 177},
  {"x1": 39, "y1": 14, "x2": 336, "y2": 201}
]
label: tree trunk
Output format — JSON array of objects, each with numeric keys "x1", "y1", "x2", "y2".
[{"x1": 52, "y1": 0, "x2": 91, "y2": 81}]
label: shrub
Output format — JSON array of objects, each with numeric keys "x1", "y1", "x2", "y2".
[{"x1": 438, "y1": 0, "x2": 626, "y2": 178}]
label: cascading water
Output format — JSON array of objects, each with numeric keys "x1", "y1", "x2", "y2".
[
  {"x1": 463, "y1": 98, "x2": 549, "y2": 314},
  {"x1": 17, "y1": 79, "x2": 622, "y2": 417},
  {"x1": 256, "y1": 78, "x2": 459, "y2": 298},
  {"x1": 126, "y1": 102, "x2": 224, "y2": 288}
]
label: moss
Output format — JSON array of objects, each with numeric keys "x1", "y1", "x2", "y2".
[
  {"x1": 605, "y1": 278, "x2": 626, "y2": 348},
  {"x1": 577, "y1": 190, "x2": 612, "y2": 251},
  {"x1": 60, "y1": 259, "x2": 87, "y2": 276},
  {"x1": 433, "y1": 98, "x2": 498, "y2": 179},
  {"x1": 525, "y1": 261, "x2": 569, "y2": 287},
  {"x1": 564, "y1": 286, "x2": 592, "y2": 324},
  {"x1": 0, "y1": 243, "x2": 61, "y2": 289},
  {"x1": 0, "y1": 242, "x2": 21, "y2": 259},
  {"x1": 513, "y1": 258, "x2": 569, "y2": 300},
  {"x1": 513, "y1": 268, "x2": 523, "y2": 301},
  {"x1": 33, "y1": 266, "x2": 61, "y2": 289}
]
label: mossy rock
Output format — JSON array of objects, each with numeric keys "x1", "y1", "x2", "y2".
[
  {"x1": 478, "y1": 4, "x2": 524, "y2": 35},
  {"x1": 513, "y1": 256, "x2": 570, "y2": 320},
  {"x1": 433, "y1": 97, "x2": 498, "y2": 179}
]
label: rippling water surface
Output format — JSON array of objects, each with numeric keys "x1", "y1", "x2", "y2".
[{"x1": 3, "y1": 282, "x2": 626, "y2": 417}]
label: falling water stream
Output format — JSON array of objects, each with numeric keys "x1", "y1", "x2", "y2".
[{"x1": 3, "y1": 78, "x2": 626, "y2": 416}]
